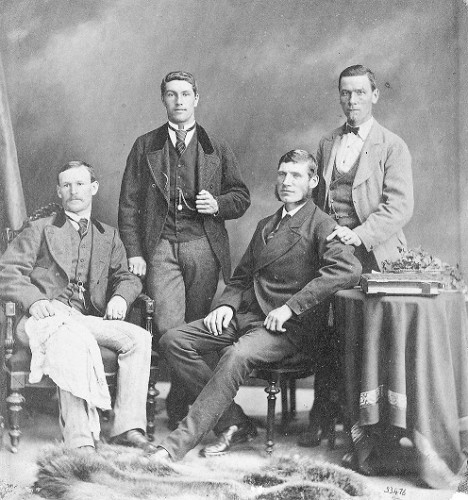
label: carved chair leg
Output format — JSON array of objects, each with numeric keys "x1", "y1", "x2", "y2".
[
  {"x1": 146, "y1": 359, "x2": 159, "y2": 441},
  {"x1": 265, "y1": 375, "x2": 280, "y2": 454},
  {"x1": 6, "y1": 391, "x2": 25, "y2": 453},
  {"x1": 280, "y1": 378, "x2": 289, "y2": 432},
  {"x1": 289, "y1": 378, "x2": 297, "y2": 419}
]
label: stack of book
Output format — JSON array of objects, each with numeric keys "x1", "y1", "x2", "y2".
[{"x1": 360, "y1": 272, "x2": 443, "y2": 296}]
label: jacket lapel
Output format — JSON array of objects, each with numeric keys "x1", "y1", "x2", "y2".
[
  {"x1": 353, "y1": 120, "x2": 383, "y2": 188},
  {"x1": 146, "y1": 126, "x2": 170, "y2": 202},
  {"x1": 254, "y1": 201, "x2": 315, "y2": 272},
  {"x1": 44, "y1": 212, "x2": 73, "y2": 276},
  {"x1": 196, "y1": 124, "x2": 219, "y2": 189},
  {"x1": 89, "y1": 218, "x2": 111, "y2": 286},
  {"x1": 147, "y1": 147, "x2": 170, "y2": 202},
  {"x1": 322, "y1": 128, "x2": 343, "y2": 189}
]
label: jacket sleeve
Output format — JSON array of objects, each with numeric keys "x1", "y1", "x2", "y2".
[
  {"x1": 213, "y1": 224, "x2": 259, "y2": 311},
  {"x1": 107, "y1": 228, "x2": 143, "y2": 306},
  {"x1": 353, "y1": 138, "x2": 414, "y2": 252},
  {"x1": 118, "y1": 138, "x2": 147, "y2": 258},
  {"x1": 286, "y1": 220, "x2": 362, "y2": 316},
  {"x1": 0, "y1": 222, "x2": 50, "y2": 312},
  {"x1": 215, "y1": 141, "x2": 251, "y2": 221}
]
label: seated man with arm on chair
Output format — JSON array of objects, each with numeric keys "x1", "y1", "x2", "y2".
[
  {"x1": 150, "y1": 149, "x2": 362, "y2": 462},
  {"x1": 0, "y1": 161, "x2": 155, "y2": 453}
]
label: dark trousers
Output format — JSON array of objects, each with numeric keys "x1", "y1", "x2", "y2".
[
  {"x1": 159, "y1": 312, "x2": 299, "y2": 460},
  {"x1": 146, "y1": 236, "x2": 220, "y2": 420}
]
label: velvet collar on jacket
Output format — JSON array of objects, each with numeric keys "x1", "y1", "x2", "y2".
[
  {"x1": 52, "y1": 209, "x2": 105, "y2": 234},
  {"x1": 147, "y1": 123, "x2": 214, "y2": 155}
]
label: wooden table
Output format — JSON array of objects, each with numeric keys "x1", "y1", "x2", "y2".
[{"x1": 335, "y1": 288, "x2": 468, "y2": 489}]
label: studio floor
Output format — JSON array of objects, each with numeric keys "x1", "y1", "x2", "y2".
[{"x1": 0, "y1": 382, "x2": 461, "y2": 500}]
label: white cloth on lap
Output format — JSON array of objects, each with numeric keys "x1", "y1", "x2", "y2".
[{"x1": 25, "y1": 312, "x2": 112, "y2": 439}]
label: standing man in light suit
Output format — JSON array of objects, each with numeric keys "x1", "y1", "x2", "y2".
[
  {"x1": 298, "y1": 65, "x2": 414, "y2": 448},
  {"x1": 118, "y1": 71, "x2": 250, "y2": 429}
]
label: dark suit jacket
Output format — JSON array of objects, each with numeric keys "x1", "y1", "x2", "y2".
[
  {"x1": 314, "y1": 120, "x2": 414, "y2": 268},
  {"x1": 118, "y1": 124, "x2": 250, "y2": 281},
  {"x1": 217, "y1": 200, "x2": 361, "y2": 345},
  {"x1": 0, "y1": 210, "x2": 142, "y2": 316}
]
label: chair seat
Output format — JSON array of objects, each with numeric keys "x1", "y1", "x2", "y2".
[
  {"x1": 252, "y1": 353, "x2": 315, "y2": 379},
  {"x1": 6, "y1": 345, "x2": 119, "y2": 375}
]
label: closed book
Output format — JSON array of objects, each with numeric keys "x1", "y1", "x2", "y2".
[{"x1": 360, "y1": 272, "x2": 442, "y2": 296}]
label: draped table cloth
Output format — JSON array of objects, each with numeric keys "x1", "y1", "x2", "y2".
[{"x1": 334, "y1": 289, "x2": 468, "y2": 489}]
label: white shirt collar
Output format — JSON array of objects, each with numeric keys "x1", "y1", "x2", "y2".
[
  {"x1": 282, "y1": 201, "x2": 307, "y2": 218},
  {"x1": 167, "y1": 120, "x2": 196, "y2": 148},
  {"x1": 348, "y1": 116, "x2": 374, "y2": 141},
  {"x1": 168, "y1": 120, "x2": 196, "y2": 131},
  {"x1": 65, "y1": 210, "x2": 91, "y2": 223}
]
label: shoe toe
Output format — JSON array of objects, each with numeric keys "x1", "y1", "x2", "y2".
[{"x1": 112, "y1": 430, "x2": 157, "y2": 453}]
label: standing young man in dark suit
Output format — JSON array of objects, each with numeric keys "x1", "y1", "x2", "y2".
[
  {"x1": 118, "y1": 71, "x2": 250, "y2": 429},
  {"x1": 298, "y1": 65, "x2": 414, "y2": 448},
  {"x1": 0, "y1": 161, "x2": 154, "y2": 452},
  {"x1": 149, "y1": 149, "x2": 361, "y2": 462}
]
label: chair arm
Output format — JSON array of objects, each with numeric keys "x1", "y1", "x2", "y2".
[
  {"x1": 129, "y1": 294, "x2": 154, "y2": 335},
  {"x1": 1, "y1": 301, "x2": 17, "y2": 361}
]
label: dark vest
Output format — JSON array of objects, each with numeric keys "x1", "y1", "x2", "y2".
[
  {"x1": 56, "y1": 221, "x2": 92, "y2": 313},
  {"x1": 161, "y1": 132, "x2": 205, "y2": 242}
]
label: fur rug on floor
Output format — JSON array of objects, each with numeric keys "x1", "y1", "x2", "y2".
[{"x1": 3, "y1": 444, "x2": 386, "y2": 500}]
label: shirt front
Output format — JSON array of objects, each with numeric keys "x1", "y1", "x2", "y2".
[
  {"x1": 335, "y1": 117, "x2": 374, "y2": 174},
  {"x1": 167, "y1": 120, "x2": 196, "y2": 148},
  {"x1": 65, "y1": 210, "x2": 91, "y2": 232},
  {"x1": 281, "y1": 201, "x2": 307, "y2": 219}
]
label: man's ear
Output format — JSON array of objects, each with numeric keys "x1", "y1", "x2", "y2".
[
  {"x1": 309, "y1": 174, "x2": 319, "y2": 190},
  {"x1": 372, "y1": 88, "x2": 380, "y2": 104},
  {"x1": 91, "y1": 181, "x2": 99, "y2": 196},
  {"x1": 56, "y1": 185, "x2": 62, "y2": 198},
  {"x1": 194, "y1": 93, "x2": 199, "y2": 108}
]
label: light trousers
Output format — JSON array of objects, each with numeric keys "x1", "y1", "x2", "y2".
[{"x1": 18, "y1": 301, "x2": 152, "y2": 448}]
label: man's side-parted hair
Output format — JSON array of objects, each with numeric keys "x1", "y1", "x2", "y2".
[
  {"x1": 338, "y1": 65, "x2": 377, "y2": 91},
  {"x1": 160, "y1": 71, "x2": 198, "y2": 96},
  {"x1": 57, "y1": 161, "x2": 97, "y2": 184},
  {"x1": 277, "y1": 149, "x2": 317, "y2": 178}
]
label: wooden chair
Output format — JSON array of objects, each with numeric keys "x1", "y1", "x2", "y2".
[
  {"x1": 0, "y1": 204, "x2": 158, "y2": 452},
  {"x1": 252, "y1": 355, "x2": 315, "y2": 454}
]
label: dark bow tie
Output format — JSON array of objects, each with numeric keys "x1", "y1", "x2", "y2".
[{"x1": 345, "y1": 124, "x2": 360, "y2": 135}]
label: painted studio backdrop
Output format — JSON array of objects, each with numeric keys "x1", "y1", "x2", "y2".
[{"x1": 1, "y1": 0, "x2": 467, "y2": 270}]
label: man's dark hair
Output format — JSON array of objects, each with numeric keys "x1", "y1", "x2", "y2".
[
  {"x1": 338, "y1": 65, "x2": 377, "y2": 91},
  {"x1": 277, "y1": 149, "x2": 317, "y2": 177},
  {"x1": 160, "y1": 71, "x2": 198, "y2": 96},
  {"x1": 57, "y1": 161, "x2": 97, "y2": 184}
]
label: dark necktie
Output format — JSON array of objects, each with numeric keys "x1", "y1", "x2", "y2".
[
  {"x1": 345, "y1": 123, "x2": 359, "y2": 135},
  {"x1": 168, "y1": 123, "x2": 196, "y2": 156},
  {"x1": 266, "y1": 214, "x2": 291, "y2": 242},
  {"x1": 78, "y1": 218, "x2": 88, "y2": 238}
]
